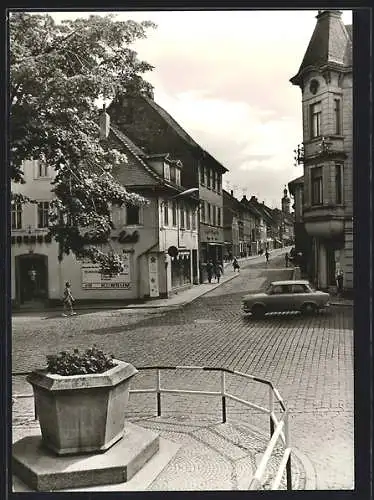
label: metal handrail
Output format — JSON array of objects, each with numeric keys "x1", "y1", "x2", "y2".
[{"x1": 130, "y1": 365, "x2": 292, "y2": 490}]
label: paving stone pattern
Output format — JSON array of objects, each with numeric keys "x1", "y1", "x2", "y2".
[{"x1": 12, "y1": 254, "x2": 354, "y2": 490}]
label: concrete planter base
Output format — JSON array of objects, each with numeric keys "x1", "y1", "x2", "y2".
[{"x1": 26, "y1": 360, "x2": 138, "y2": 456}]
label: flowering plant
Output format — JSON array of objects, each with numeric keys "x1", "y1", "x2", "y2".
[{"x1": 46, "y1": 345, "x2": 116, "y2": 376}]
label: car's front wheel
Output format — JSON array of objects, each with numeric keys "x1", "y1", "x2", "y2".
[
  {"x1": 251, "y1": 304, "x2": 266, "y2": 318},
  {"x1": 301, "y1": 303, "x2": 317, "y2": 315}
]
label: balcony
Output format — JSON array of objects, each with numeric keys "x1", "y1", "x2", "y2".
[
  {"x1": 303, "y1": 204, "x2": 345, "y2": 238},
  {"x1": 303, "y1": 136, "x2": 347, "y2": 164}
]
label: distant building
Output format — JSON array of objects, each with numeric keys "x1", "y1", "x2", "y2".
[{"x1": 290, "y1": 10, "x2": 352, "y2": 291}]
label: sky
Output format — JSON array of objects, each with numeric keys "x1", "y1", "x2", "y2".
[{"x1": 49, "y1": 9, "x2": 352, "y2": 208}]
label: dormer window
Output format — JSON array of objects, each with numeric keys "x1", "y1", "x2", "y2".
[
  {"x1": 164, "y1": 163, "x2": 170, "y2": 181},
  {"x1": 170, "y1": 165, "x2": 181, "y2": 185}
]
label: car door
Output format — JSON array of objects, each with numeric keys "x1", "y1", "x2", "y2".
[
  {"x1": 278, "y1": 284, "x2": 294, "y2": 312},
  {"x1": 267, "y1": 284, "x2": 287, "y2": 312},
  {"x1": 291, "y1": 283, "x2": 309, "y2": 310}
]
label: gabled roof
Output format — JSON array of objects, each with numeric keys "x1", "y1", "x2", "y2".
[
  {"x1": 290, "y1": 10, "x2": 352, "y2": 85},
  {"x1": 140, "y1": 94, "x2": 228, "y2": 173}
]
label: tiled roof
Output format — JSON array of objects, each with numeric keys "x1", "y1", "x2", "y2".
[
  {"x1": 291, "y1": 11, "x2": 352, "y2": 84},
  {"x1": 141, "y1": 95, "x2": 228, "y2": 173},
  {"x1": 109, "y1": 125, "x2": 162, "y2": 182}
]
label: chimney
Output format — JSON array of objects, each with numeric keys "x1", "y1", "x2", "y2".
[
  {"x1": 242, "y1": 194, "x2": 247, "y2": 200},
  {"x1": 230, "y1": 190, "x2": 234, "y2": 197}
]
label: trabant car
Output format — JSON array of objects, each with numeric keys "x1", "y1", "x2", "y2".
[{"x1": 242, "y1": 280, "x2": 330, "y2": 318}]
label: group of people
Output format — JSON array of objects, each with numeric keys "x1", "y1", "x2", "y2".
[{"x1": 205, "y1": 260, "x2": 224, "y2": 283}]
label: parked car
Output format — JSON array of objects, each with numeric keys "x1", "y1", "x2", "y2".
[{"x1": 242, "y1": 280, "x2": 330, "y2": 318}]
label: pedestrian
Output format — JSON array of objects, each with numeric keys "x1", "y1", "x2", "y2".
[
  {"x1": 285, "y1": 252, "x2": 289, "y2": 268},
  {"x1": 215, "y1": 262, "x2": 223, "y2": 283},
  {"x1": 206, "y1": 260, "x2": 214, "y2": 284},
  {"x1": 62, "y1": 281, "x2": 76, "y2": 316},
  {"x1": 336, "y1": 269, "x2": 344, "y2": 296},
  {"x1": 232, "y1": 258, "x2": 240, "y2": 272},
  {"x1": 265, "y1": 250, "x2": 270, "y2": 263}
]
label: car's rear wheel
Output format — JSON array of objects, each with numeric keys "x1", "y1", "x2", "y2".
[
  {"x1": 251, "y1": 304, "x2": 265, "y2": 318},
  {"x1": 301, "y1": 303, "x2": 317, "y2": 315}
]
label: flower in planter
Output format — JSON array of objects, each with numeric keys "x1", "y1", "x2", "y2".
[{"x1": 46, "y1": 345, "x2": 116, "y2": 376}]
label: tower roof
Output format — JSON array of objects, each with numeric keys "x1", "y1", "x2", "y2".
[{"x1": 290, "y1": 10, "x2": 352, "y2": 86}]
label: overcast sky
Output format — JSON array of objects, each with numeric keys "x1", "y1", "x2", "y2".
[{"x1": 50, "y1": 9, "x2": 352, "y2": 208}]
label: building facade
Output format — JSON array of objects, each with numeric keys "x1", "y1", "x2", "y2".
[
  {"x1": 11, "y1": 127, "x2": 199, "y2": 309},
  {"x1": 107, "y1": 92, "x2": 228, "y2": 274},
  {"x1": 290, "y1": 10, "x2": 352, "y2": 291}
]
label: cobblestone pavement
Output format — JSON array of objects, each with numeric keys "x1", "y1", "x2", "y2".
[{"x1": 12, "y1": 254, "x2": 354, "y2": 490}]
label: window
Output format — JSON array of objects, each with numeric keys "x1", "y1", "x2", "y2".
[
  {"x1": 335, "y1": 164, "x2": 343, "y2": 204},
  {"x1": 164, "y1": 163, "x2": 170, "y2": 181},
  {"x1": 334, "y1": 98, "x2": 341, "y2": 135},
  {"x1": 271, "y1": 284, "x2": 291, "y2": 295},
  {"x1": 200, "y1": 201, "x2": 205, "y2": 222},
  {"x1": 111, "y1": 203, "x2": 122, "y2": 227},
  {"x1": 180, "y1": 203, "x2": 185, "y2": 229},
  {"x1": 186, "y1": 207, "x2": 191, "y2": 229},
  {"x1": 170, "y1": 166, "x2": 176, "y2": 183},
  {"x1": 37, "y1": 162, "x2": 50, "y2": 178},
  {"x1": 311, "y1": 166, "x2": 323, "y2": 205},
  {"x1": 310, "y1": 102, "x2": 322, "y2": 138},
  {"x1": 206, "y1": 203, "x2": 211, "y2": 224},
  {"x1": 126, "y1": 204, "x2": 140, "y2": 225},
  {"x1": 163, "y1": 201, "x2": 169, "y2": 226},
  {"x1": 212, "y1": 205, "x2": 216, "y2": 226},
  {"x1": 217, "y1": 207, "x2": 221, "y2": 226},
  {"x1": 176, "y1": 169, "x2": 181, "y2": 185},
  {"x1": 200, "y1": 165, "x2": 205, "y2": 185},
  {"x1": 192, "y1": 210, "x2": 197, "y2": 230},
  {"x1": 37, "y1": 201, "x2": 50, "y2": 228},
  {"x1": 217, "y1": 174, "x2": 221, "y2": 193},
  {"x1": 207, "y1": 168, "x2": 211, "y2": 188},
  {"x1": 212, "y1": 171, "x2": 216, "y2": 191},
  {"x1": 292, "y1": 284, "x2": 308, "y2": 294},
  {"x1": 11, "y1": 202, "x2": 22, "y2": 229},
  {"x1": 172, "y1": 201, "x2": 177, "y2": 226}
]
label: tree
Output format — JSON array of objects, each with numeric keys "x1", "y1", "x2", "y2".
[{"x1": 9, "y1": 12, "x2": 156, "y2": 273}]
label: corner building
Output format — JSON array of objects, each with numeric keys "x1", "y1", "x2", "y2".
[{"x1": 290, "y1": 10, "x2": 352, "y2": 292}]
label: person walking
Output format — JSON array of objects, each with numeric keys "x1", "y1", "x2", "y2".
[
  {"x1": 265, "y1": 250, "x2": 270, "y2": 263},
  {"x1": 336, "y1": 268, "x2": 344, "y2": 297},
  {"x1": 206, "y1": 260, "x2": 214, "y2": 284},
  {"x1": 285, "y1": 252, "x2": 289, "y2": 268},
  {"x1": 62, "y1": 281, "x2": 76, "y2": 316},
  {"x1": 232, "y1": 258, "x2": 240, "y2": 272},
  {"x1": 215, "y1": 262, "x2": 223, "y2": 283}
]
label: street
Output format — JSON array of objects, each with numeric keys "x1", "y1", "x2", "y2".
[{"x1": 12, "y1": 253, "x2": 354, "y2": 490}]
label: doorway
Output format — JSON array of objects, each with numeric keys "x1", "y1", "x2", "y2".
[{"x1": 15, "y1": 254, "x2": 48, "y2": 306}]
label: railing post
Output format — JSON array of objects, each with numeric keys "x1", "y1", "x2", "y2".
[
  {"x1": 284, "y1": 411, "x2": 292, "y2": 491},
  {"x1": 269, "y1": 386, "x2": 274, "y2": 437},
  {"x1": 156, "y1": 369, "x2": 161, "y2": 417},
  {"x1": 221, "y1": 371, "x2": 226, "y2": 423}
]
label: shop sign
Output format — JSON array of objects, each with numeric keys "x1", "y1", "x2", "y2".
[
  {"x1": 81, "y1": 253, "x2": 131, "y2": 289},
  {"x1": 148, "y1": 254, "x2": 159, "y2": 297}
]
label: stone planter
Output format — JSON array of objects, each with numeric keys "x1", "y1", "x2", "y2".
[{"x1": 26, "y1": 360, "x2": 138, "y2": 456}]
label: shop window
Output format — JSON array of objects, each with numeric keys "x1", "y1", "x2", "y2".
[
  {"x1": 126, "y1": 204, "x2": 140, "y2": 225},
  {"x1": 335, "y1": 164, "x2": 343, "y2": 204},
  {"x1": 310, "y1": 101, "x2": 322, "y2": 138},
  {"x1": 11, "y1": 202, "x2": 22, "y2": 229},
  {"x1": 37, "y1": 201, "x2": 49, "y2": 228},
  {"x1": 311, "y1": 166, "x2": 323, "y2": 205}
]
